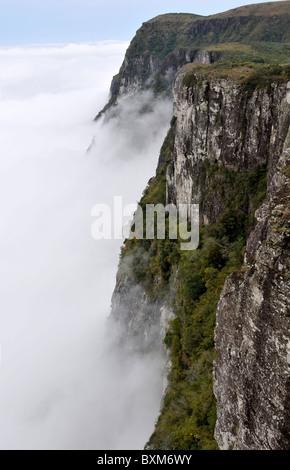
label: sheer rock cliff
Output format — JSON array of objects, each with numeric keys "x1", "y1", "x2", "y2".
[{"x1": 102, "y1": 2, "x2": 290, "y2": 450}]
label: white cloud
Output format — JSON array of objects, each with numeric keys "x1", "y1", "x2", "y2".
[
  {"x1": 0, "y1": 41, "x2": 129, "y2": 100},
  {"x1": 0, "y1": 42, "x2": 172, "y2": 449}
]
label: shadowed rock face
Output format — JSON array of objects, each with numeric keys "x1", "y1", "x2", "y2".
[
  {"x1": 109, "y1": 49, "x2": 221, "y2": 103},
  {"x1": 214, "y1": 117, "x2": 290, "y2": 450},
  {"x1": 166, "y1": 79, "x2": 289, "y2": 449}
]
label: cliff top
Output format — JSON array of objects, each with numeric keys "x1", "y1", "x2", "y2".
[
  {"x1": 145, "y1": 13, "x2": 202, "y2": 24},
  {"x1": 133, "y1": 2, "x2": 290, "y2": 60},
  {"x1": 147, "y1": 2, "x2": 290, "y2": 23},
  {"x1": 95, "y1": 1, "x2": 290, "y2": 119},
  {"x1": 210, "y1": 1, "x2": 290, "y2": 18},
  {"x1": 181, "y1": 63, "x2": 290, "y2": 94}
]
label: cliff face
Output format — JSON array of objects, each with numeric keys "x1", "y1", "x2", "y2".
[
  {"x1": 214, "y1": 121, "x2": 290, "y2": 450},
  {"x1": 102, "y1": 2, "x2": 290, "y2": 451},
  {"x1": 162, "y1": 72, "x2": 289, "y2": 449},
  {"x1": 97, "y1": 2, "x2": 290, "y2": 118},
  {"x1": 110, "y1": 48, "x2": 220, "y2": 100},
  {"x1": 109, "y1": 70, "x2": 290, "y2": 449},
  {"x1": 167, "y1": 70, "x2": 289, "y2": 217}
]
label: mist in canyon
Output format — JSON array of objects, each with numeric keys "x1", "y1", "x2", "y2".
[{"x1": 0, "y1": 42, "x2": 172, "y2": 449}]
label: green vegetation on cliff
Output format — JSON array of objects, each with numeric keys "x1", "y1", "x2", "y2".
[
  {"x1": 118, "y1": 106, "x2": 268, "y2": 448},
  {"x1": 96, "y1": 2, "x2": 290, "y2": 119},
  {"x1": 104, "y1": 1, "x2": 290, "y2": 450},
  {"x1": 140, "y1": 2, "x2": 290, "y2": 55},
  {"x1": 145, "y1": 162, "x2": 267, "y2": 450},
  {"x1": 182, "y1": 62, "x2": 290, "y2": 89}
]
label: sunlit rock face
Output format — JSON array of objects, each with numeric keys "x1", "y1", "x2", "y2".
[{"x1": 167, "y1": 74, "x2": 289, "y2": 220}]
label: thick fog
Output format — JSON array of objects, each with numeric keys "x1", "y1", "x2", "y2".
[{"x1": 0, "y1": 42, "x2": 172, "y2": 449}]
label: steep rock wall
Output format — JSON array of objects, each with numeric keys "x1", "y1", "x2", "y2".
[
  {"x1": 109, "y1": 69, "x2": 290, "y2": 449},
  {"x1": 110, "y1": 48, "x2": 220, "y2": 100},
  {"x1": 166, "y1": 73, "x2": 290, "y2": 449},
  {"x1": 167, "y1": 73, "x2": 289, "y2": 221},
  {"x1": 103, "y1": 2, "x2": 290, "y2": 113},
  {"x1": 214, "y1": 118, "x2": 290, "y2": 450},
  {"x1": 101, "y1": 3, "x2": 290, "y2": 446}
]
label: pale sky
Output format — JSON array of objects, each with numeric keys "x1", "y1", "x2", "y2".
[{"x1": 0, "y1": 0, "x2": 277, "y2": 45}]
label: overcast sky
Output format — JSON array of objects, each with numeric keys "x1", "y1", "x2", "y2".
[{"x1": 0, "y1": 0, "x2": 275, "y2": 45}]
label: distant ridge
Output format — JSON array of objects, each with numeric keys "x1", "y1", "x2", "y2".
[{"x1": 148, "y1": 1, "x2": 290, "y2": 23}]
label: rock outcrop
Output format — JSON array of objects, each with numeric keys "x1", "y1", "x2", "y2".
[
  {"x1": 167, "y1": 72, "x2": 289, "y2": 219},
  {"x1": 110, "y1": 48, "x2": 220, "y2": 100}
]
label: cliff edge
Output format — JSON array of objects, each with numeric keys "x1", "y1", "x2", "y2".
[{"x1": 98, "y1": 2, "x2": 290, "y2": 450}]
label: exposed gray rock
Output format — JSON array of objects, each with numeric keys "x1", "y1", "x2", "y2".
[
  {"x1": 110, "y1": 251, "x2": 175, "y2": 355},
  {"x1": 214, "y1": 122, "x2": 290, "y2": 450},
  {"x1": 111, "y1": 281, "x2": 162, "y2": 353},
  {"x1": 167, "y1": 73, "x2": 289, "y2": 225},
  {"x1": 108, "y1": 56, "x2": 290, "y2": 449},
  {"x1": 109, "y1": 49, "x2": 221, "y2": 104}
]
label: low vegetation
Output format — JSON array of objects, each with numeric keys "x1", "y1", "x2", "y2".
[{"x1": 182, "y1": 62, "x2": 290, "y2": 90}]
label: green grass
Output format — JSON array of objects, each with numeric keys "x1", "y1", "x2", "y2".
[{"x1": 182, "y1": 62, "x2": 290, "y2": 94}]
